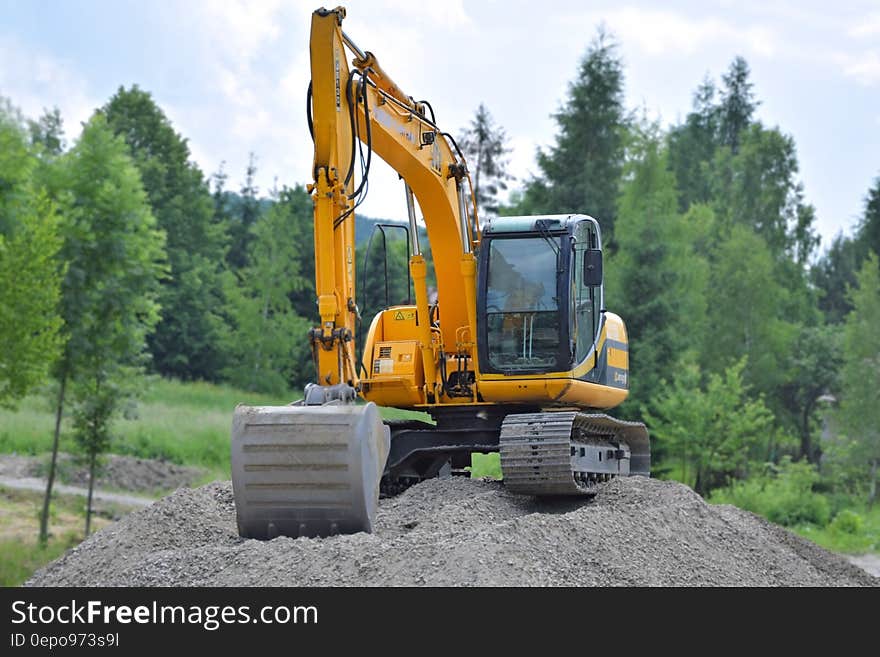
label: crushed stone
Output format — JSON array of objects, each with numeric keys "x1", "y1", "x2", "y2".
[{"x1": 28, "y1": 476, "x2": 877, "y2": 587}]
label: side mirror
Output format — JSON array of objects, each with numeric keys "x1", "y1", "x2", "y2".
[{"x1": 583, "y1": 248, "x2": 603, "y2": 286}]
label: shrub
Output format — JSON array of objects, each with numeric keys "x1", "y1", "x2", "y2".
[
  {"x1": 710, "y1": 457, "x2": 831, "y2": 527},
  {"x1": 829, "y1": 510, "x2": 864, "y2": 535}
]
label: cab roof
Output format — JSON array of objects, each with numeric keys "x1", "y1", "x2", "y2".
[{"x1": 482, "y1": 214, "x2": 598, "y2": 235}]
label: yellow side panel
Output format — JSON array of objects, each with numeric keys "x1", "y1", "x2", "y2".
[
  {"x1": 380, "y1": 306, "x2": 419, "y2": 342},
  {"x1": 370, "y1": 341, "x2": 420, "y2": 379},
  {"x1": 478, "y1": 378, "x2": 627, "y2": 410},
  {"x1": 607, "y1": 346, "x2": 628, "y2": 369},
  {"x1": 361, "y1": 307, "x2": 424, "y2": 407},
  {"x1": 556, "y1": 379, "x2": 628, "y2": 409}
]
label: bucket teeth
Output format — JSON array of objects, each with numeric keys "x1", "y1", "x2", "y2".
[{"x1": 231, "y1": 402, "x2": 390, "y2": 539}]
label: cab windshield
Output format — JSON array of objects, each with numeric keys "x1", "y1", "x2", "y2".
[{"x1": 485, "y1": 236, "x2": 561, "y2": 371}]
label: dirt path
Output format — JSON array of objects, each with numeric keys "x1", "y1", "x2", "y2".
[
  {"x1": 847, "y1": 554, "x2": 880, "y2": 578},
  {"x1": 0, "y1": 453, "x2": 205, "y2": 494},
  {"x1": 0, "y1": 475, "x2": 153, "y2": 508}
]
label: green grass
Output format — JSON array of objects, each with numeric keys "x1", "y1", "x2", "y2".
[
  {"x1": 0, "y1": 380, "x2": 286, "y2": 478},
  {"x1": 0, "y1": 485, "x2": 115, "y2": 586},
  {"x1": 470, "y1": 452, "x2": 502, "y2": 479},
  {"x1": 789, "y1": 505, "x2": 880, "y2": 554},
  {"x1": 0, "y1": 379, "x2": 441, "y2": 479},
  {"x1": 0, "y1": 392, "x2": 64, "y2": 455},
  {"x1": 0, "y1": 536, "x2": 77, "y2": 586}
]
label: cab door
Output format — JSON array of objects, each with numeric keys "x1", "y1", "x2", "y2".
[{"x1": 572, "y1": 221, "x2": 602, "y2": 365}]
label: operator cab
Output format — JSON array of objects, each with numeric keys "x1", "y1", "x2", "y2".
[{"x1": 476, "y1": 215, "x2": 604, "y2": 375}]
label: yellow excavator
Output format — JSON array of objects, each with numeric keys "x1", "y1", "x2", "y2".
[{"x1": 231, "y1": 6, "x2": 649, "y2": 539}]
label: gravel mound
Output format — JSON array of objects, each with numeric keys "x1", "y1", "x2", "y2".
[{"x1": 28, "y1": 476, "x2": 877, "y2": 587}]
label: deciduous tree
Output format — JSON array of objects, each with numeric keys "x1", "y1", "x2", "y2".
[
  {"x1": 102, "y1": 86, "x2": 228, "y2": 381},
  {"x1": 837, "y1": 252, "x2": 880, "y2": 505},
  {"x1": 223, "y1": 187, "x2": 310, "y2": 395},
  {"x1": 645, "y1": 358, "x2": 775, "y2": 495},
  {"x1": 40, "y1": 114, "x2": 166, "y2": 541},
  {"x1": 0, "y1": 103, "x2": 64, "y2": 407}
]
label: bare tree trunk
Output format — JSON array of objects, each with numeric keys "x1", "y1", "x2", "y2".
[
  {"x1": 85, "y1": 447, "x2": 96, "y2": 537},
  {"x1": 800, "y1": 404, "x2": 812, "y2": 463},
  {"x1": 870, "y1": 459, "x2": 877, "y2": 509},
  {"x1": 39, "y1": 372, "x2": 67, "y2": 546}
]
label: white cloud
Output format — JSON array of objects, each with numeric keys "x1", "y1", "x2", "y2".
[
  {"x1": 835, "y1": 50, "x2": 880, "y2": 86},
  {"x1": 572, "y1": 7, "x2": 779, "y2": 58},
  {"x1": 186, "y1": 0, "x2": 286, "y2": 62},
  {"x1": 849, "y1": 13, "x2": 880, "y2": 38},
  {"x1": 0, "y1": 35, "x2": 97, "y2": 136},
  {"x1": 360, "y1": 0, "x2": 471, "y2": 29}
]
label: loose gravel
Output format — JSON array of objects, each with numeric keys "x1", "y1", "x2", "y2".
[{"x1": 28, "y1": 476, "x2": 877, "y2": 587}]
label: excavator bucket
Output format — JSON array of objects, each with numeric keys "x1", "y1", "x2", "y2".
[{"x1": 231, "y1": 402, "x2": 390, "y2": 540}]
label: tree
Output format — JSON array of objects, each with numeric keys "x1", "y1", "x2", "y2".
[
  {"x1": 40, "y1": 114, "x2": 166, "y2": 541},
  {"x1": 667, "y1": 77, "x2": 720, "y2": 212},
  {"x1": 701, "y1": 225, "x2": 795, "y2": 404},
  {"x1": 718, "y1": 56, "x2": 758, "y2": 154},
  {"x1": 223, "y1": 186, "x2": 310, "y2": 394},
  {"x1": 284, "y1": 186, "x2": 317, "y2": 323},
  {"x1": 606, "y1": 126, "x2": 707, "y2": 417},
  {"x1": 518, "y1": 28, "x2": 628, "y2": 242},
  {"x1": 812, "y1": 233, "x2": 863, "y2": 323},
  {"x1": 28, "y1": 107, "x2": 65, "y2": 157},
  {"x1": 0, "y1": 104, "x2": 64, "y2": 406},
  {"x1": 0, "y1": 197, "x2": 63, "y2": 407},
  {"x1": 836, "y1": 252, "x2": 880, "y2": 505},
  {"x1": 778, "y1": 323, "x2": 842, "y2": 464},
  {"x1": 459, "y1": 103, "x2": 513, "y2": 215},
  {"x1": 227, "y1": 153, "x2": 260, "y2": 271},
  {"x1": 812, "y1": 175, "x2": 880, "y2": 324},
  {"x1": 102, "y1": 85, "x2": 228, "y2": 381},
  {"x1": 712, "y1": 124, "x2": 818, "y2": 264},
  {"x1": 857, "y1": 174, "x2": 880, "y2": 257},
  {"x1": 645, "y1": 358, "x2": 775, "y2": 496}
]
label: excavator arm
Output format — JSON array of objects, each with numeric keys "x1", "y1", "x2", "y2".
[
  {"x1": 231, "y1": 6, "x2": 479, "y2": 539},
  {"x1": 307, "y1": 6, "x2": 479, "y2": 402}
]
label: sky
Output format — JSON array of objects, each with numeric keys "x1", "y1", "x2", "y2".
[{"x1": 1, "y1": 0, "x2": 878, "y2": 251}]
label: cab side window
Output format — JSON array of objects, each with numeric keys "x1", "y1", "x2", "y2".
[{"x1": 573, "y1": 223, "x2": 600, "y2": 364}]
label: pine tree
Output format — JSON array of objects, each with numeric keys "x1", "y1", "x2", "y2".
[
  {"x1": 812, "y1": 174, "x2": 880, "y2": 324},
  {"x1": 228, "y1": 154, "x2": 260, "y2": 271},
  {"x1": 812, "y1": 233, "x2": 862, "y2": 323},
  {"x1": 523, "y1": 28, "x2": 627, "y2": 242},
  {"x1": 858, "y1": 174, "x2": 880, "y2": 258},
  {"x1": 718, "y1": 56, "x2": 758, "y2": 154},
  {"x1": 667, "y1": 77, "x2": 720, "y2": 212},
  {"x1": 459, "y1": 103, "x2": 513, "y2": 216},
  {"x1": 102, "y1": 85, "x2": 228, "y2": 381}
]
